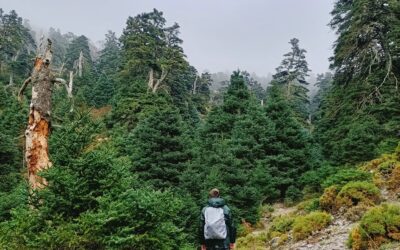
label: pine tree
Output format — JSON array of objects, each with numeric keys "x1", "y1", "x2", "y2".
[
  {"x1": 48, "y1": 27, "x2": 73, "y2": 70},
  {"x1": 242, "y1": 71, "x2": 266, "y2": 102},
  {"x1": 265, "y1": 85, "x2": 313, "y2": 201},
  {"x1": 310, "y1": 72, "x2": 333, "y2": 124},
  {"x1": 192, "y1": 71, "x2": 212, "y2": 115},
  {"x1": 0, "y1": 86, "x2": 27, "y2": 220},
  {"x1": 91, "y1": 31, "x2": 121, "y2": 107},
  {"x1": 185, "y1": 72, "x2": 277, "y2": 223},
  {"x1": 0, "y1": 109, "x2": 194, "y2": 249},
  {"x1": 119, "y1": 9, "x2": 186, "y2": 93},
  {"x1": 125, "y1": 102, "x2": 191, "y2": 190},
  {"x1": 0, "y1": 9, "x2": 36, "y2": 85},
  {"x1": 316, "y1": 0, "x2": 400, "y2": 164},
  {"x1": 273, "y1": 38, "x2": 311, "y2": 125}
]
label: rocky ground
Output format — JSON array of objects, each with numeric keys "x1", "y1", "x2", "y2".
[
  {"x1": 239, "y1": 203, "x2": 355, "y2": 250},
  {"x1": 284, "y1": 217, "x2": 354, "y2": 250}
]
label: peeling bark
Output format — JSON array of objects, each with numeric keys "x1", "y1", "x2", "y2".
[
  {"x1": 18, "y1": 39, "x2": 59, "y2": 190},
  {"x1": 26, "y1": 108, "x2": 51, "y2": 189}
]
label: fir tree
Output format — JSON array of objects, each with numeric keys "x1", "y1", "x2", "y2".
[
  {"x1": 125, "y1": 102, "x2": 191, "y2": 190},
  {"x1": 316, "y1": 0, "x2": 400, "y2": 164},
  {"x1": 265, "y1": 85, "x2": 313, "y2": 200},
  {"x1": 273, "y1": 38, "x2": 311, "y2": 125}
]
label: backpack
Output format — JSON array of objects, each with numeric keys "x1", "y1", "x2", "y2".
[{"x1": 204, "y1": 207, "x2": 227, "y2": 240}]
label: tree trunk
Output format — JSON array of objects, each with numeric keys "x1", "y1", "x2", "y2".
[
  {"x1": 152, "y1": 67, "x2": 168, "y2": 93},
  {"x1": 192, "y1": 75, "x2": 198, "y2": 94},
  {"x1": 20, "y1": 40, "x2": 55, "y2": 190},
  {"x1": 78, "y1": 51, "x2": 83, "y2": 77},
  {"x1": 148, "y1": 68, "x2": 154, "y2": 92},
  {"x1": 9, "y1": 73, "x2": 13, "y2": 85}
]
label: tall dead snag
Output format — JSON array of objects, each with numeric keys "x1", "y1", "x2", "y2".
[{"x1": 18, "y1": 39, "x2": 67, "y2": 190}]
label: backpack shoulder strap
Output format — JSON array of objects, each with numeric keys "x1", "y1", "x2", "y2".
[
  {"x1": 223, "y1": 205, "x2": 230, "y2": 215},
  {"x1": 201, "y1": 206, "x2": 208, "y2": 220}
]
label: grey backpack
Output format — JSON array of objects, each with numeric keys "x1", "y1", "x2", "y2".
[{"x1": 204, "y1": 207, "x2": 227, "y2": 240}]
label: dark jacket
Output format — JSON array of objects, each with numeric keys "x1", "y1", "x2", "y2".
[{"x1": 200, "y1": 198, "x2": 236, "y2": 249}]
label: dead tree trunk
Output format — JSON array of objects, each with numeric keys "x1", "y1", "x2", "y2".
[
  {"x1": 147, "y1": 66, "x2": 169, "y2": 93},
  {"x1": 18, "y1": 39, "x2": 66, "y2": 190},
  {"x1": 192, "y1": 75, "x2": 198, "y2": 94},
  {"x1": 55, "y1": 71, "x2": 74, "y2": 112},
  {"x1": 78, "y1": 51, "x2": 83, "y2": 77}
]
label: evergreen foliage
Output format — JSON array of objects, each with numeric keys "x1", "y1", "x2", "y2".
[
  {"x1": 125, "y1": 102, "x2": 191, "y2": 190},
  {"x1": 0, "y1": 8, "x2": 36, "y2": 84},
  {"x1": 273, "y1": 38, "x2": 310, "y2": 125},
  {"x1": 316, "y1": 0, "x2": 400, "y2": 165},
  {"x1": 1, "y1": 4, "x2": 400, "y2": 248},
  {"x1": 264, "y1": 85, "x2": 313, "y2": 199}
]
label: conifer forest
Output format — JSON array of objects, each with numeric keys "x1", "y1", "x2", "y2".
[{"x1": 1, "y1": 1, "x2": 400, "y2": 249}]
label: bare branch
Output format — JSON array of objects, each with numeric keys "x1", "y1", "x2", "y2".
[
  {"x1": 18, "y1": 77, "x2": 32, "y2": 102},
  {"x1": 54, "y1": 77, "x2": 66, "y2": 85},
  {"x1": 54, "y1": 71, "x2": 73, "y2": 98},
  {"x1": 152, "y1": 67, "x2": 169, "y2": 93}
]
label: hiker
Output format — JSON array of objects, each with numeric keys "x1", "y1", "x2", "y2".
[{"x1": 200, "y1": 188, "x2": 236, "y2": 250}]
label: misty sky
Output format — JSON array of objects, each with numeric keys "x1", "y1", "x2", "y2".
[{"x1": 1, "y1": 0, "x2": 337, "y2": 76}]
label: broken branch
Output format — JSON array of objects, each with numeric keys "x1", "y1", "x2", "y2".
[{"x1": 18, "y1": 77, "x2": 32, "y2": 102}]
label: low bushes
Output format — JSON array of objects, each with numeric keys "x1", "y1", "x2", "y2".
[
  {"x1": 319, "y1": 185, "x2": 339, "y2": 212},
  {"x1": 269, "y1": 214, "x2": 295, "y2": 234},
  {"x1": 322, "y1": 169, "x2": 372, "y2": 189},
  {"x1": 361, "y1": 147, "x2": 400, "y2": 191},
  {"x1": 297, "y1": 198, "x2": 320, "y2": 213},
  {"x1": 266, "y1": 214, "x2": 295, "y2": 246},
  {"x1": 292, "y1": 211, "x2": 332, "y2": 241},
  {"x1": 236, "y1": 231, "x2": 268, "y2": 250},
  {"x1": 319, "y1": 181, "x2": 380, "y2": 214},
  {"x1": 348, "y1": 204, "x2": 400, "y2": 250},
  {"x1": 336, "y1": 181, "x2": 380, "y2": 208}
]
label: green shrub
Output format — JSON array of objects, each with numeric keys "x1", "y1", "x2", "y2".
[
  {"x1": 259, "y1": 204, "x2": 274, "y2": 219},
  {"x1": 299, "y1": 164, "x2": 336, "y2": 193},
  {"x1": 320, "y1": 182, "x2": 380, "y2": 213},
  {"x1": 336, "y1": 181, "x2": 380, "y2": 209},
  {"x1": 319, "y1": 185, "x2": 339, "y2": 212},
  {"x1": 284, "y1": 185, "x2": 303, "y2": 205},
  {"x1": 292, "y1": 211, "x2": 332, "y2": 241},
  {"x1": 236, "y1": 232, "x2": 268, "y2": 250},
  {"x1": 388, "y1": 165, "x2": 400, "y2": 193},
  {"x1": 269, "y1": 214, "x2": 295, "y2": 234},
  {"x1": 344, "y1": 203, "x2": 370, "y2": 222},
  {"x1": 322, "y1": 169, "x2": 372, "y2": 189},
  {"x1": 0, "y1": 188, "x2": 194, "y2": 249},
  {"x1": 266, "y1": 214, "x2": 295, "y2": 246},
  {"x1": 361, "y1": 149, "x2": 400, "y2": 190},
  {"x1": 297, "y1": 198, "x2": 320, "y2": 213},
  {"x1": 348, "y1": 204, "x2": 400, "y2": 250}
]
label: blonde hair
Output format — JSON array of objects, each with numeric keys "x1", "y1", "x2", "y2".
[{"x1": 209, "y1": 188, "x2": 220, "y2": 198}]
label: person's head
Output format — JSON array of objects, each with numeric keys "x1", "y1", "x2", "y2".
[{"x1": 209, "y1": 188, "x2": 220, "y2": 198}]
